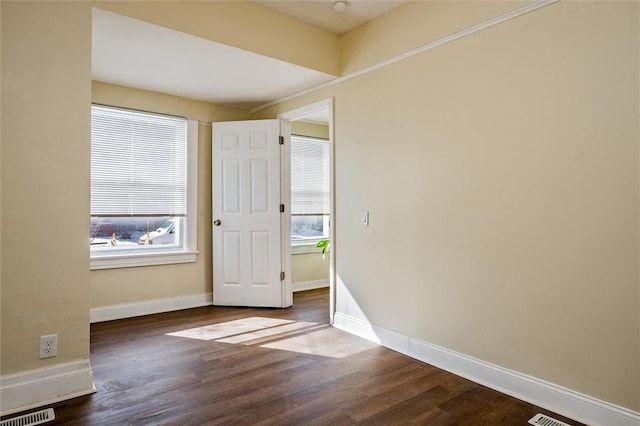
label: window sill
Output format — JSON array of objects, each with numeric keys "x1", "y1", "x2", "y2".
[
  {"x1": 90, "y1": 250, "x2": 199, "y2": 270},
  {"x1": 291, "y1": 243, "x2": 325, "y2": 255}
]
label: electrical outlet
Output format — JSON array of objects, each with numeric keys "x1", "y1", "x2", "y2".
[{"x1": 40, "y1": 334, "x2": 58, "y2": 359}]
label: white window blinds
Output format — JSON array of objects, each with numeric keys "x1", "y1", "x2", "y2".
[
  {"x1": 291, "y1": 135, "x2": 330, "y2": 215},
  {"x1": 91, "y1": 105, "x2": 187, "y2": 217}
]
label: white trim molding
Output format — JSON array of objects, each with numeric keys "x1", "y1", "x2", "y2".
[
  {"x1": 333, "y1": 312, "x2": 640, "y2": 426},
  {"x1": 292, "y1": 280, "x2": 329, "y2": 293},
  {"x1": 0, "y1": 360, "x2": 96, "y2": 417},
  {"x1": 90, "y1": 250, "x2": 198, "y2": 270},
  {"x1": 251, "y1": 0, "x2": 558, "y2": 114},
  {"x1": 90, "y1": 292, "x2": 212, "y2": 323}
]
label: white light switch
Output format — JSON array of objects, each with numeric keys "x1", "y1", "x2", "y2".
[{"x1": 361, "y1": 210, "x2": 369, "y2": 226}]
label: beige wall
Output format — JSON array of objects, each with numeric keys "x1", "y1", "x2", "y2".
[
  {"x1": 1, "y1": 1, "x2": 92, "y2": 374},
  {"x1": 292, "y1": 253, "x2": 329, "y2": 284},
  {"x1": 92, "y1": 81, "x2": 249, "y2": 124},
  {"x1": 0, "y1": 0, "x2": 3, "y2": 367},
  {"x1": 291, "y1": 121, "x2": 330, "y2": 139},
  {"x1": 255, "y1": 1, "x2": 640, "y2": 411},
  {"x1": 340, "y1": 1, "x2": 533, "y2": 75},
  {"x1": 91, "y1": 82, "x2": 249, "y2": 307}
]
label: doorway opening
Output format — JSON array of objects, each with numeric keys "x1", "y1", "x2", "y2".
[{"x1": 280, "y1": 99, "x2": 335, "y2": 323}]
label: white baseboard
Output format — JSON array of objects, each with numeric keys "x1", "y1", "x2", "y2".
[
  {"x1": 90, "y1": 285, "x2": 327, "y2": 323},
  {"x1": 333, "y1": 312, "x2": 640, "y2": 426},
  {"x1": 0, "y1": 360, "x2": 96, "y2": 417},
  {"x1": 292, "y1": 280, "x2": 329, "y2": 292},
  {"x1": 90, "y1": 292, "x2": 213, "y2": 323}
]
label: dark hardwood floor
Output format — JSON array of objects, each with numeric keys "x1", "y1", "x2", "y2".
[{"x1": 15, "y1": 289, "x2": 584, "y2": 425}]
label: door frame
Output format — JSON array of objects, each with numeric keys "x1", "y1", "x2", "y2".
[{"x1": 279, "y1": 98, "x2": 335, "y2": 323}]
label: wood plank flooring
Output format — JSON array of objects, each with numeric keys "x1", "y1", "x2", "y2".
[{"x1": 12, "y1": 289, "x2": 584, "y2": 425}]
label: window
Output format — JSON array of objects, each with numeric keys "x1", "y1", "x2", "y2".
[
  {"x1": 290, "y1": 135, "x2": 330, "y2": 251},
  {"x1": 90, "y1": 105, "x2": 198, "y2": 269}
]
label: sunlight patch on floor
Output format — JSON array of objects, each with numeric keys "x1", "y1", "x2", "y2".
[
  {"x1": 260, "y1": 325, "x2": 375, "y2": 358},
  {"x1": 166, "y1": 316, "x2": 374, "y2": 358},
  {"x1": 166, "y1": 317, "x2": 293, "y2": 341}
]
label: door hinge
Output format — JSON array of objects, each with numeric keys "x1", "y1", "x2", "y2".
[
  {"x1": 280, "y1": 271, "x2": 285, "y2": 281},
  {"x1": 279, "y1": 135, "x2": 284, "y2": 145},
  {"x1": 280, "y1": 204, "x2": 285, "y2": 213}
]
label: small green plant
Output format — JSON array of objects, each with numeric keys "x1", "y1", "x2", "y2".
[{"x1": 315, "y1": 239, "x2": 330, "y2": 258}]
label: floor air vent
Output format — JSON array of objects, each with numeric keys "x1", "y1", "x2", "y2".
[
  {"x1": 529, "y1": 413, "x2": 572, "y2": 426},
  {"x1": 0, "y1": 408, "x2": 55, "y2": 426}
]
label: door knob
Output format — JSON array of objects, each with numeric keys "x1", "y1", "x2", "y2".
[{"x1": 213, "y1": 219, "x2": 221, "y2": 226}]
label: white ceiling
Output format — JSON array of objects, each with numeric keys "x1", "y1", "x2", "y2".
[
  {"x1": 298, "y1": 109, "x2": 331, "y2": 124},
  {"x1": 257, "y1": 0, "x2": 407, "y2": 34},
  {"x1": 92, "y1": 2, "x2": 406, "y2": 111},
  {"x1": 92, "y1": 8, "x2": 335, "y2": 110}
]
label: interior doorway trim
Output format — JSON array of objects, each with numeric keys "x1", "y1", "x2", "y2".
[{"x1": 279, "y1": 98, "x2": 336, "y2": 323}]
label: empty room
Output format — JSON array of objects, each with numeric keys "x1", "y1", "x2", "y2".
[{"x1": 1, "y1": 0, "x2": 638, "y2": 425}]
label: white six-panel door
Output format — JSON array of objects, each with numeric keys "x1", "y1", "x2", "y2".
[{"x1": 212, "y1": 120, "x2": 284, "y2": 307}]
